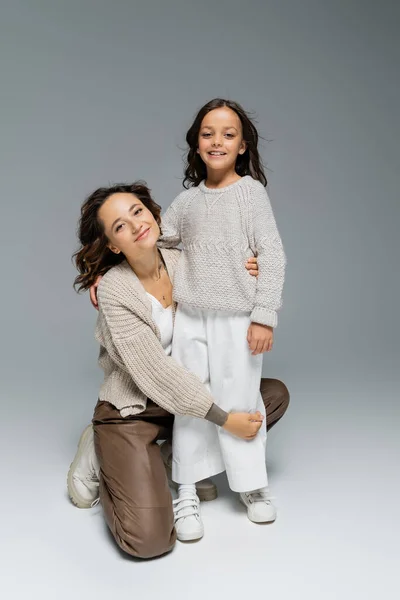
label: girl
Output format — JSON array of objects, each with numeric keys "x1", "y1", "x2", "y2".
[{"x1": 159, "y1": 98, "x2": 286, "y2": 540}]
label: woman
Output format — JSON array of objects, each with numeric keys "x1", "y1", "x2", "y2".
[{"x1": 69, "y1": 181, "x2": 289, "y2": 558}]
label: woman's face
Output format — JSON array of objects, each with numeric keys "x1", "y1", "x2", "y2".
[
  {"x1": 98, "y1": 193, "x2": 160, "y2": 260},
  {"x1": 197, "y1": 107, "x2": 246, "y2": 174}
]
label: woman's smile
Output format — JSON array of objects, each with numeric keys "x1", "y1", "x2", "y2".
[{"x1": 135, "y1": 227, "x2": 150, "y2": 242}]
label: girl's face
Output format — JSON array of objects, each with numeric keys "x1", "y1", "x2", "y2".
[
  {"x1": 98, "y1": 193, "x2": 160, "y2": 260},
  {"x1": 197, "y1": 107, "x2": 247, "y2": 174}
]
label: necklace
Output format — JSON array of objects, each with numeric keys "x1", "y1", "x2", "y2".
[
  {"x1": 154, "y1": 259, "x2": 164, "y2": 282},
  {"x1": 155, "y1": 259, "x2": 166, "y2": 302},
  {"x1": 140, "y1": 256, "x2": 168, "y2": 303}
]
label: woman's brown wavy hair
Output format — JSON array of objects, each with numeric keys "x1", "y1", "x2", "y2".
[
  {"x1": 73, "y1": 182, "x2": 162, "y2": 292},
  {"x1": 183, "y1": 98, "x2": 267, "y2": 188}
]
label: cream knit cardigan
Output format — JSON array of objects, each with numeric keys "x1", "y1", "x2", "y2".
[{"x1": 95, "y1": 248, "x2": 214, "y2": 418}]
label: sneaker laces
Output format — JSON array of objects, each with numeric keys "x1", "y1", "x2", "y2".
[
  {"x1": 172, "y1": 493, "x2": 200, "y2": 522},
  {"x1": 244, "y1": 489, "x2": 275, "y2": 505},
  {"x1": 84, "y1": 456, "x2": 100, "y2": 485},
  {"x1": 85, "y1": 473, "x2": 100, "y2": 485}
]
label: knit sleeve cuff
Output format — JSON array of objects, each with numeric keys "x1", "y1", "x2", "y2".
[
  {"x1": 205, "y1": 403, "x2": 229, "y2": 427},
  {"x1": 250, "y1": 306, "x2": 278, "y2": 328}
]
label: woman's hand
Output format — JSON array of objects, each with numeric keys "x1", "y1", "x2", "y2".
[
  {"x1": 245, "y1": 256, "x2": 259, "y2": 277},
  {"x1": 223, "y1": 411, "x2": 264, "y2": 440},
  {"x1": 247, "y1": 323, "x2": 274, "y2": 355},
  {"x1": 89, "y1": 276, "x2": 103, "y2": 310}
]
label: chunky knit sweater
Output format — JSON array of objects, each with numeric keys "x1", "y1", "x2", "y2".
[
  {"x1": 95, "y1": 248, "x2": 219, "y2": 419},
  {"x1": 159, "y1": 176, "x2": 286, "y2": 328}
]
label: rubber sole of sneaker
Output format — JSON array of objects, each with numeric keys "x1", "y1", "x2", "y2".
[
  {"x1": 164, "y1": 464, "x2": 218, "y2": 502},
  {"x1": 67, "y1": 424, "x2": 96, "y2": 509},
  {"x1": 177, "y1": 532, "x2": 204, "y2": 542},
  {"x1": 176, "y1": 528, "x2": 204, "y2": 542}
]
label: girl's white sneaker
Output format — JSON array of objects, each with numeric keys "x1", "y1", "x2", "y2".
[
  {"x1": 240, "y1": 488, "x2": 277, "y2": 523},
  {"x1": 173, "y1": 491, "x2": 204, "y2": 541}
]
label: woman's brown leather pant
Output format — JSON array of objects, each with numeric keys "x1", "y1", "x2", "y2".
[{"x1": 93, "y1": 378, "x2": 289, "y2": 559}]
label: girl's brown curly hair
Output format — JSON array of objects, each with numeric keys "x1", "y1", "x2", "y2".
[{"x1": 73, "y1": 181, "x2": 162, "y2": 291}]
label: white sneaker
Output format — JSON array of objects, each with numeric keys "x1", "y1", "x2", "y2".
[
  {"x1": 173, "y1": 488, "x2": 204, "y2": 541},
  {"x1": 67, "y1": 425, "x2": 100, "y2": 508},
  {"x1": 240, "y1": 488, "x2": 277, "y2": 523}
]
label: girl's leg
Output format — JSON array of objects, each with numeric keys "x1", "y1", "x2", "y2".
[
  {"x1": 171, "y1": 304, "x2": 225, "y2": 484},
  {"x1": 206, "y1": 312, "x2": 276, "y2": 522},
  {"x1": 93, "y1": 400, "x2": 176, "y2": 559},
  {"x1": 171, "y1": 304, "x2": 224, "y2": 541},
  {"x1": 206, "y1": 311, "x2": 268, "y2": 493}
]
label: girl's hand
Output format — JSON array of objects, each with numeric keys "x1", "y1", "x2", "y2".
[
  {"x1": 247, "y1": 323, "x2": 274, "y2": 355},
  {"x1": 89, "y1": 276, "x2": 103, "y2": 310},
  {"x1": 223, "y1": 411, "x2": 264, "y2": 440},
  {"x1": 245, "y1": 256, "x2": 259, "y2": 277}
]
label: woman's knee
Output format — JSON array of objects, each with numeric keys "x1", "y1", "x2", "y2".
[
  {"x1": 274, "y1": 379, "x2": 290, "y2": 410},
  {"x1": 114, "y1": 507, "x2": 176, "y2": 559},
  {"x1": 260, "y1": 378, "x2": 290, "y2": 430},
  {"x1": 261, "y1": 378, "x2": 290, "y2": 406}
]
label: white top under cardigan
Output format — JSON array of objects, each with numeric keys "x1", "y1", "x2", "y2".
[{"x1": 146, "y1": 293, "x2": 173, "y2": 356}]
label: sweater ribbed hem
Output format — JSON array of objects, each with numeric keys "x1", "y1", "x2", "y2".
[{"x1": 250, "y1": 306, "x2": 278, "y2": 328}]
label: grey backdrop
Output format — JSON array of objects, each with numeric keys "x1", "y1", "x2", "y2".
[{"x1": 1, "y1": 0, "x2": 399, "y2": 597}]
